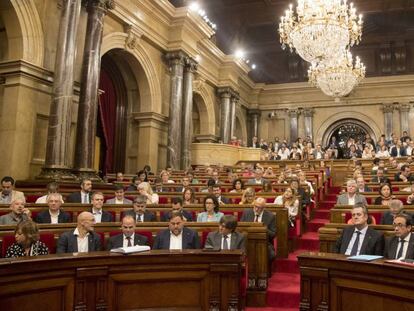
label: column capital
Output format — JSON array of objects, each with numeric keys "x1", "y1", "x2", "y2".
[
  {"x1": 217, "y1": 87, "x2": 233, "y2": 99},
  {"x1": 397, "y1": 103, "x2": 411, "y2": 112},
  {"x1": 302, "y1": 107, "x2": 314, "y2": 117},
  {"x1": 382, "y1": 103, "x2": 395, "y2": 113},
  {"x1": 83, "y1": 0, "x2": 115, "y2": 10},
  {"x1": 247, "y1": 109, "x2": 261, "y2": 116},
  {"x1": 165, "y1": 50, "x2": 188, "y2": 67},
  {"x1": 184, "y1": 57, "x2": 198, "y2": 73},
  {"x1": 288, "y1": 109, "x2": 300, "y2": 118}
]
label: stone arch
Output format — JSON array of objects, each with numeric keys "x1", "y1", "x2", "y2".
[
  {"x1": 101, "y1": 32, "x2": 162, "y2": 113},
  {"x1": 0, "y1": 0, "x2": 44, "y2": 66},
  {"x1": 235, "y1": 107, "x2": 248, "y2": 144},
  {"x1": 315, "y1": 111, "x2": 382, "y2": 147},
  {"x1": 193, "y1": 82, "x2": 216, "y2": 135}
]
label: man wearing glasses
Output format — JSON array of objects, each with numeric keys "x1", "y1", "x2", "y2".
[
  {"x1": 384, "y1": 213, "x2": 414, "y2": 259},
  {"x1": 335, "y1": 203, "x2": 384, "y2": 256},
  {"x1": 125, "y1": 195, "x2": 156, "y2": 222}
]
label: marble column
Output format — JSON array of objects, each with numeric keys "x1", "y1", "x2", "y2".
[
  {"x1": 248, "y1": 109, "x2": 261, "y2": 141},
  {"x1": 38, "y1": 0, "x2": 82, "y2": 180},
  {"x1": 303, "y1": 108, "x2": 314, "y2": 140},
  {"x1": 166, "y1": 51, "x2": 186, "y2": 170},
  {"x1": 217, "y1": 88, "x2": 233, "y2": 144},
  {"x1": 288, "y1": 109, "x2": 300, "y2": 142},
  {"x1": 181, "y1": 57, "x2": 198, "y2": 170},
  {"x1": 229, "y1": 93, "x2": 239, "y2": 138},
  {"x1": 398, "y1": 103, "x2": 411, "y2": 134},
  {"x1": 382, "y1": 104, "x2": 394, "y2": 140},
  {"x1": 73, "y1": 0, "x2": 114, "y2": 180}
]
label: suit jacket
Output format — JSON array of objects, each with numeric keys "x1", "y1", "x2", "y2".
[
  {"x1": 161, "y1": 210, "x2": 193, "y2": 222},
  {"x1": 106, "y1": 233, "x2": 148, "y2": 250},
  {"x1": 204, "y1": 231, "x2": 245, "y2": 251},
  {"x1": 357, "y1": 186, "x2": 372, "y2": 193},
  {"x1": 124, "y1": 210, "x2": 156, "y2": 222},
  {"x1": 105, "y1": 198, "x2": 132, "y2": 204},
  {"x1": 66, "y1": 191, "x2": 92, "y2": 203},
  {"x1": 380, "y1": 211, "x2": 394, "y2": 225},
  {"x1": 90, "y1": 209, "x2": 114, "y2": 222},
  {"x1": 246, "y1": 178, "x2": 265, "y2": 185},
  {"x1": 394, "y1": 172, "x2": 414, "y2": 182},
  {"x1": 371, "y1": 176, "x2": 391, "y2": 184},
  {"x1": 336, "y1": 193, "x2": 367, "y2": 205},
  {"x1": 335, "y1": 226, "x2": 384, "y2": 255},
  {"x1": 390, "y1": 146, "x2": 407, "y2": 157},
  {"x1": 56, "y1": 229, "x2": 102, "y2": 253},
  {"x1": 384, "y1": 233, "x2": 414, "y2": 259},
  {"x1": 152, "y1": 227, "x2": 200, "y2": 250},
  {"x1": 35, "y1": 210, "x2": 72, "y2": 224},
  {"x1": 217, "y1": 196, "x2": 231, "y2": 204},
  {"x1": 240, "y1": 209, "x2": 276, "y2": 241}
]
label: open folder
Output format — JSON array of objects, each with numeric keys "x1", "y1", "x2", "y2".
[{"x1": 110, "y1": 245, "x2": 151, "y2": 254}]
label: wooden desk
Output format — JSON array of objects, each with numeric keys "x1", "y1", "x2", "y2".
[
  {"x1": 298, "y1": 252, "x2": 414, "y2": 311},
  {"x1": 0, "y1": 250, "x2": 243, "y2": 311}
]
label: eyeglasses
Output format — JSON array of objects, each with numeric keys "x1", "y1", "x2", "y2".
[{"x1": 392, "y1": 223, "x2": 407, "y2": 228}]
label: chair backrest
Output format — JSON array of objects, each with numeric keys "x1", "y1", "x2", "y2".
[
  {"x1": 1, "y1": 235, "x2": 15, "y2": 257},
  {"x1": 40, "y1": 233, "x2": 56, "y2": 254},
  {"x1": 136, "y1": 230, "x2": 153, "y2": 247},
  {"x1": 201, "y1": 230, "x2": 211, "y2": 248}
]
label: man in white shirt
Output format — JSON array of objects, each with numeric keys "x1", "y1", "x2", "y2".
[
  {"x1": 90, "y1": 192, "x2": 113, "y2": 223},
  {"x1": 35, "y1": 193, "x2": 71, "y2": 224},
  {"x1": 106, "y1": 215, "x2": 149, "y2": 250},
  {"x1": 106, "y1": 184, "x2": 132, "y2": 204},
  {"x1": 66, "y1": 179, "x2": 93, "y2": 203},
  {"x1": 384, "y1": 213, "x2": 414, "y2": 260},
  {"x1": 35, "y1": 182, "x2": 64, "y2": 204},
  {"x1": 336, "y1": 179, "x2": 367, "y2": 205}
]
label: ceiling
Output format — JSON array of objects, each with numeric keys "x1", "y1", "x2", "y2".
[{"x1": 170, "y1": 0, "x2": 414, "y2": 84}]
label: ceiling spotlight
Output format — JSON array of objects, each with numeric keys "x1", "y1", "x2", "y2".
[
  {"x1": 251, "y1": 64, "x2": 256, "y2": 69},
  {"x1": 235, "y1": 49, "x2": 245, "y2": 59},
  {"x1": 189, "y1": 2, "x2": 200, "y2": 11}
]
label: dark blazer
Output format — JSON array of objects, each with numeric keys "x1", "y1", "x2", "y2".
[
  {"x1": 124, "y1": 210, "x2": 156, "y2": 222},
  {"x1": 380, "y1": 211, "x2": 394, "y2": 225},
  {"x1": 152, "y1": 227, "x2": 200, "y2": 250},
  {"x1": 384, "y1": 234, "x2": 414, "y2": 259},
  {"x1": 204, "y1": 231, "x2": 245, "y2": 251},
  {"x1": 358, "y1": 186, "x2": 372, "y2": 193},
  {"x1": 106, "y1": 233, "x2": 148, "y2": 250},
  {"x1": 335, "y1": 226, "x2": 384, "y2": 255},
  {"x1": 390, "y1": 146, "x2": 406, "y2": 157},
  {"x1": 371, "y1": 176, "x2": 391, "y2": 184},
  {"x1": 90, "y1": 209, "x2": 114, "y2": 222},
  {"x1": 161, "y1": 210, "x2": 193, "y2": 222},
  {"x1": 35, "y1": 210, "x2": 71, "y2": 224},
  {"x1": 218, "y1": 196, "x2": 231, "y2": 204},
  {"x1": 66, "y1": 191, "x2": 92, "y2": 203},
  {"x1": 394, "y1": 172, "x2": 414, "y2": 182},
  {"x1": 56, "y1": 229, "x2": 102, "y2": 253}
]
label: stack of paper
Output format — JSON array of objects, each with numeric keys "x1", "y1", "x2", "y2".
[
  {"x1": 347, "y1": 255, "x2": 383, "y2": 262},
  {"x1": 110, "y1": 245, "x2": 151, "y2": 254}
]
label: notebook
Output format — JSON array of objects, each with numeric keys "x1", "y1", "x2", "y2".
[
  {"x1": 347, "y1": 255, "x2": 383, "y2": 262},
  {"x1": 110, "y1": 245, "x2": 151, "y2": 254}
]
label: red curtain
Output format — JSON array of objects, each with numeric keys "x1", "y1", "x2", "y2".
[{"x1": 98, "y1": 69, "x2": 117, "y2": 173}]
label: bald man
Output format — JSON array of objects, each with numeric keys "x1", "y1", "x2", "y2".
[{"x1": 56, "y1": 212, "x2": 102, "y2": 253}]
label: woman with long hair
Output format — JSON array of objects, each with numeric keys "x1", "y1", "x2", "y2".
[
  {"x1": 274, "y1": 187, "x2": 299, "y2": 226},
  {"x1": 374, "y1": 183, "x2": 394, "y2": 206}
]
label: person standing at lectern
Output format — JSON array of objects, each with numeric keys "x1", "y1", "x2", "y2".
[{"x1": 335, "y1": 204, "x2": 384, "y2": 256}]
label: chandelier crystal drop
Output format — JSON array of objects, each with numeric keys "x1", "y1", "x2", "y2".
[
  {"x1": 308, "y1": 50, "x2": 366, "y2": 98},
  {"x1": 279, "y1": 0, "x2": 363, "y2": 63}
]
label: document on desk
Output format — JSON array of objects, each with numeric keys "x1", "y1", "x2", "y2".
[
  {"x1": 110, "y1": 245, "x2": 151, "y2": 254},
  {"x1": 347, "y1": 255, "x2": 383, "y2": 262}
]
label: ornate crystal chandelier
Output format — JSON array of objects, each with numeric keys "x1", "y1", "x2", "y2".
[
  {"x1": 279, "y1": 0, "x2": 363, "y2": 63},
  {"x1": 308, "y1": 50, "x2": 366, "y2": 98}
]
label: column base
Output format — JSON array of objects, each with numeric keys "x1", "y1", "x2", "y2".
[
  {"x1": 193, "y1": 134, "x2": 219, "y2": 143},
  {"x1": 72, "y1": 168, "x2": 103, "y2": 182},
  {"x1": 36, "y1": 167, "x2": 77, "y2": 181}
]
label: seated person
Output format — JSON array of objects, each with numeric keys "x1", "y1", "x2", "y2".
[
  {"x1": 356, "y1": 176, "x2": 372, "y2": 193},
  {"x1": 161, "y1": 197, "x2": 193, "y2": 222},
  {"x1": 200, "y1": 178, "x2": 216, "y2": 193},
  {"x1": 384, "y1": 213, "x2": 414, "y2": 260},
  {"x1": 239, "y1": 187, "x2": 255, "y2": 205},
  {"x1": 336, "y1": 179, "x2": 367, "y2": 205},
  {"x1": 381, "y1": 199, "x2": 405, "y2": 225},
  {"x1": 5, "y1": 220, "x2": 49, "y2": 258},
  {"x1": 371, "y1": 168, "x2": 391, "y2": 184},
  {"x1": 298, "y1": 171, "x2": 315, "y2": 195},
  {"x1": 197, "y1": 195, "x2": 224, "y2": 222},
  {"x1": 35, "y1": 182, "x2": 64, "y2": 203},
  {"x1": 229, "y1": 178, "x2": 244, "y2": 194},
  {"x1": 0, "y1": 176, "x2": 25, "y2": 204},
  {"x1": 124, "y1": 195, "x2": 156, "y2": 222},
  {"x1": 90, "y1": 192, "x2": 113, "y2": 223},
  {"x1": 182, "y1": 187, "x2": 198, "y2": 205},
  {"x1": 259, "y1": 180, "x2": 274, "y2": 193},
  {"x1": 126, "y1": 175, "x2": 140, "y2": 191},
  {"x1": 106, "y1": 184, "x2": 132, "y2": 204},
  {"x1": 137, "y1": 182, "x2": 159, "y2": 204},
  {"x1": 176, "y1": 176, "x2": 191, "y2": 192},
  {"x1": 274, "y1": 187, "x2": 299, "y2": 226},
  {"x1": 241, "y1": 197, "x2": 276, "y2": 261},
  {"x1": 66, "y1": 178, "x2": 92, "y2": 203},
  {"x1": 335, "y1": 204, "x2": 384, "y2": 256},
  {"x1": 212, "y1": 184, "x2": 230, "y2": 205},
  {"x1": 374, "y1": 183, "x2": 394, "y2": 206},
  {"x1": 290, "y1": 177, "x2": 310, "y2": 207},
  {"x1": 205, "y1": 214, "x2": 245, "y2": 251},
  {"x1": 56, "y1": 211, "x2": 101, "y2": 253},
  {"x1": 153, "y1": 211, "x2": 200, "y2": 250},
  {"x1": 35, "y1": 193, "x2": 71, "y2": 223},
  {"x1": 247, "y1": 168, "x2": 265, "y2": 185},
  {"x1": 106, "y1": 215, "x2": 148, "y2": 250},
  {"x1": 395, "y1": 164, "x2": 414, "y2": 182},
  {"x1": 0, "y1": 199, "x2": 31, "y2": 225}
]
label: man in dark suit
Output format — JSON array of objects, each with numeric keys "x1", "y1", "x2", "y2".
[
  {"x1": 90, "y1": 192, "x2": 113, "y2": 223},
  {"x1": 335, "y1": 204, "x2": 384, "y2": 255},
  {"x1": 371, "y1": 168, "x2": 391, "y2": 184},
  {"x1": 395, "y1": 165, "x2": 414, "y2": 182},
  {"x1": 390, "y1": 141, "x2": 406, "y2": 157},
  {"x1": 381, "y1": 199, "x2": 405, "y2": 225},
  {"x1": 153, "y1": 211, "x2": 200, "y2": 250},
  {"x1": 106, "y1": 215, "x2": 148, "y2": 250},
  {"x1": 356, "y1": 176, "x2": 372, "y2": 193},
  {"x1": 384, "y1": 213, "x2": 414, "y2": 259},
  {"x1": 205, "y1": 214, "x2": 245, "y2": 251},
  {"x1": 56, "y1": 211, "x2": 101, "y2": 253},
  {"x1": 251, "y1": 136, "x2": 260, "y2": 148},
  {"x1": 124, "y1": 195, "x2": 156, "y2": 222},
  {"x1": 241, "y1": 197, "x2": 276, "y2": 260},
  {"x1": 161, "y1": 197, "x2": 193, "y2": 222},
  {"x1": 35, "y1": 193, "x2": 71, "y2": 224},
  {"x1": 66, "y1": 178, "x2": 93, "y2": 203},
  {"x1": 212, "y1": 184, "x2": 230, "y2": 205}
]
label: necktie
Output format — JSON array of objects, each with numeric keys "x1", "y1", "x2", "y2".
[
  {"x1": 126, "y1": 237, "x2": 132, "y2": 247},
  {"x1": 396, "y1": 239, "x2": 406, "y2": 259},
  {"x1": 254, "y1": 214, "x2": 259, "y2": 222},
  {"x1": 223, "y1": 235, "x2": 229, "y2": 250},
  {"x1": 350, "y1": 231, "x2": 361, "y2": 256}
]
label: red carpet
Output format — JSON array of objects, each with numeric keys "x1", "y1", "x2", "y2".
[{"x1": 246, "y1": 182, "x2": 339, "y2": 311}]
